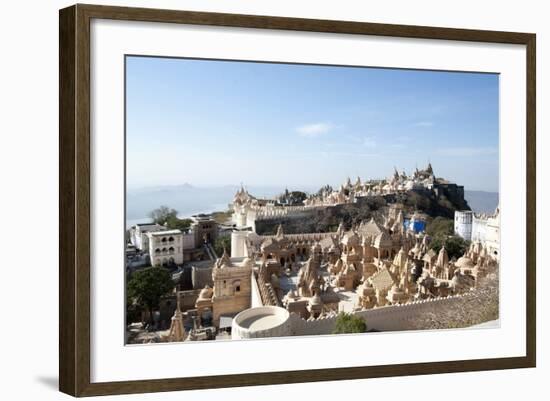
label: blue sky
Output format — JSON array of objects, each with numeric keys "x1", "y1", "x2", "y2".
[{"x1": 126, "y1": 56, "x2": 499, "y2": 192}]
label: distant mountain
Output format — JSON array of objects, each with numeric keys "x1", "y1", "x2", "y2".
[
  {"x1": 128, "y1": 183, "x2": 195, "y2": 193},
  {"x1": 464, "y1": 190, "x2": 499, "y2": 214}
]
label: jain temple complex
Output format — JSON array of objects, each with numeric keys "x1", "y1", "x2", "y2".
[{"x1": 126, "y1": 164, "x2": 500, "y2": 343}]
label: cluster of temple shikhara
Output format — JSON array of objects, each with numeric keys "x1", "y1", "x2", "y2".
[
  {"x1": 165, "y1": 211, "x2": 498, "y2": 341},
  {"x1": 153, "y1": 165, "x2": 499, "y2": 342},
  {"x1": 230, "y1": 163, "x2": 466, "y2": 229},
  {"x1": 238, "y1": 205, "x2": 495, "y2": 317},
  {"x1": 305, "y1": 163, "x2": 437, "y2": 206}
]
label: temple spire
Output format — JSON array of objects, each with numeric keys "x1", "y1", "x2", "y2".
[
  {"x1": 436, "y1": 246, "x2": 449, "y2": 268},
  {"x1": 276, "y1": 224, "x2": 284, "y2": 238},
  {"x1": 216, "y1": 247, "x2": 230, "y2": 268},
  {"x1": 336, "y1": 220, "x2": 345, "y2": 236},
  {"x1": 427, "y1": 161, "x2": 433, "y2": 174},
  {"x1": 168, "y1": 286, "x2": 185, "y2": 342}
]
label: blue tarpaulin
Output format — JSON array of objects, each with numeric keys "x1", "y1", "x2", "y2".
[{"x1": 403, "y1": 219, "x2": 426, "y2": 233}]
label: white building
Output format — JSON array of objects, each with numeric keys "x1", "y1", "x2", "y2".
[
  {"x1": 147, "y1": 229, "x2": 185, "y2": 267},
  {"x1": 231, "y1": 306, "x2": 291, "y2": 340},
  {"x1": 129, "y1": 223, "x2": 167, "y2": 251},
  {"x1": 484, "y1": 208, "x2": 500, "y2": 261},
  {"x1": 454, "y1": 207, "x2": 500, "y2": 261},
  {"x1": 472, "y1": 216, "x2": 488, "y2": 242},
  {"x1": 231, "y1": 230, "x2": 250, "y2": 258},
  {"x1": 454, "y1": 211, "x2": 473, "y2": 241}
]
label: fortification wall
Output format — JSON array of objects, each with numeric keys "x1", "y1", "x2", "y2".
[
  {"x1": 255, "y1": 209, "x2": 316, "y2": 221},
  {"x1": 290, "y1": 294, "x2": 470, "y2": 336},
  {"x1": 253, "y1": 200, "x2": 382, "y2": 235},
  {"x1": 259, "y1": 232, "x2": 334, "y2": 242}
]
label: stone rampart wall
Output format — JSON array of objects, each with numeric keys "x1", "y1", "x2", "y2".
[{"x1": 290, "y1": 294, "x2": 470, "y2": 336}]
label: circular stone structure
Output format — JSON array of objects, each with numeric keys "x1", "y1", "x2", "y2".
[{"x1": 231, "y1": 306, "x2": 291, "y2": 340}]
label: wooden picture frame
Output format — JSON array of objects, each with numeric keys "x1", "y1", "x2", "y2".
[{"x1": 59, "y1": 3, "x2": 536, "y2": 397}]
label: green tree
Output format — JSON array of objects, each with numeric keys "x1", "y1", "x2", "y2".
[
  {"x1": 316, "y1": 184, "x2": 333, "y2": 196},
  {"x1": 425, "y1": 216, "x2": 469, "y2": 259},
  {"x1": 333, "y1": 312, "x2": 367, "y2": 334},
  {"x1": 213, "y1": 236, "x2": 231, "y2": 257},
  {"x1": 211, "y1": 210, "x2": 233, "y2": 224},
  {"x1": 127, "y1": 267, "x2": 174, "y2": 325},
  {"x1": 165, "y1": 216, "x2": 193, "y2": 231},
  {"x1": 288, "y1": 191, "x2": 308, "y2": 205},
  {"x1": 148, "y1": 206, "x2": 193, "y2": 231},
  {"x1": 148, "y1": 206, "x2": 177, "y2": 225},
  {"x1": 279, "y1": 190, "x2": 308, "y2": 205},
  {"x1": 426, "y1": 216, "x2": 454, "y2": 237},
  {"x1": 444, "y1": 236, "x2": 469, "y2": 259},
  {"x1": 430, "y1": 234, "x2": 469, "y2": 259}
]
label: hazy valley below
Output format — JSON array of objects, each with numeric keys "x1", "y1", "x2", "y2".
[{"x1": 126, "y1": 184, "x2": 291, "y2": 227}]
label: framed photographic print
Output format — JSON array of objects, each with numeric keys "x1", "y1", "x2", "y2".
[{"x1": 59, "y1": 4, "x2": 536, "y2": 397}]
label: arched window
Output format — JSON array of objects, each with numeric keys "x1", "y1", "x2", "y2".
[
  {"x1": 169, "y1": 247, "x2": 174, "y2": 253},
  {"x1": 168, "y1": 236, "x2": 174, "y2": 242},
  {"x1": 233, "y1": 280, "x2": 241, "y2": 293},
  {"x1": 155, "y1": 248, "x2": 160, "y2": 254},
  {"x1": 161, "y1": 237, "x2": 167, "y2": 242},
  {"x1": 162, "y1": 247, "x2": 167, "y2": 252}
]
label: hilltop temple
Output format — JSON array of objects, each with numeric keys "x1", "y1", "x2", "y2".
[{"x1": 230, "y1": 163, "x2": 466, "y2": 232}]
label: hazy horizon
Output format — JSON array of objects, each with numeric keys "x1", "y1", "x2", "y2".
[
  {"x1": 126, "y1": 57, "x2": 499, "y2": 193},
  {"x1": 127, "y1": 181, "x2": 499, "y2": 193},
  {"x1": 126, "y1": 182, "x2": 499, "y2": 225}
]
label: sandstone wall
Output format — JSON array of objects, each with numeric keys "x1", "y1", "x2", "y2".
[
  {"x1": 290, "y1": 294, "x2": 471, "y2": 336},
  {"x1": 250, "y1": 272, "x2": 263, "y2": 308}
]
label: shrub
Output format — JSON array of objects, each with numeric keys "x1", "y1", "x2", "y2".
[{"x1": 333, "y1": 312, "x2": 367, "y2": 334}]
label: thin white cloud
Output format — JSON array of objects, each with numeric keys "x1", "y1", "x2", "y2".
[
  {"x1": 363, "y1": 137, "x2": 376, "y2": 148},
  {"x1": 319, "y1": 151, "x2": 380, "y2": 158},
  {"x1": 437, "y1": 147, "x2": 498, "y2": 157},
  {"x1": 296, "y1": 122, "x2": 334, "y2": 138},
  {"x1": 413, "y1": 121, "x2": 435, "y2": 127}
]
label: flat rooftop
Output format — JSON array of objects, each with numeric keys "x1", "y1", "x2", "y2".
[{"x1": 148, "y1": 229, "x2": 182, "y2": 236}]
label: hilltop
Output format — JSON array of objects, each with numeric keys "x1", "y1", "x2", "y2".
[{"x1": 255, "y1": 188, "x2": 470, "y2": 235}]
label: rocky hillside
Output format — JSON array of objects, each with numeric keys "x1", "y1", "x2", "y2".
[{"x1": 255, "y1": 188, "x2": 470, "y2": 235}]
